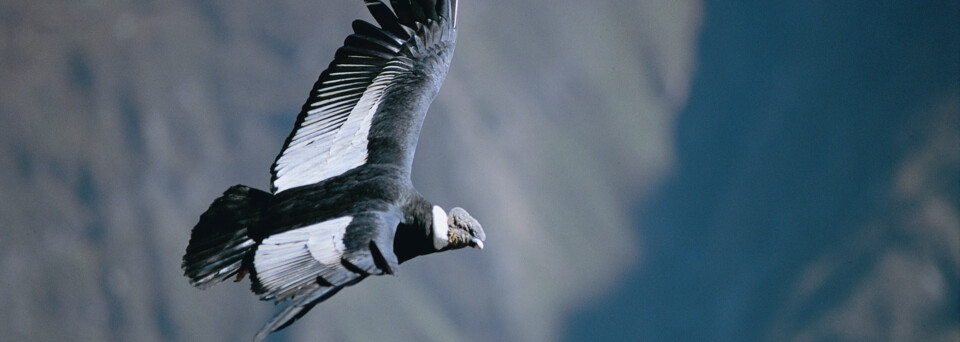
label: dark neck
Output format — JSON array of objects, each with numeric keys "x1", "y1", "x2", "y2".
[{"x1": 394, "y1": 193, "x2": 438, "y2": 263}]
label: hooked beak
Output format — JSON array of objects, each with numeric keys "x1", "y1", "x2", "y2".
[{"x1": 470, "y1": 238, "x2": 484, "y2": 251}]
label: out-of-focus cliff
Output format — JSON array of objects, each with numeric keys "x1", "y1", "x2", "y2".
[
  {"x1": 566, "y1": 2, "x2": 958, "y2": 341},
  {"x1": 0, "y1": 1, "x2": 698, "y2": 341}
]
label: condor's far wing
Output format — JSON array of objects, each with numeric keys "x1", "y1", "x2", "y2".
[{"x1": 271, "y1": 0, "x2": 459, "y2": 193}]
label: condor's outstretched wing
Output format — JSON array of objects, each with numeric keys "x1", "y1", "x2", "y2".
[{"x1": 271, "y1": 0, "x2": 458, "y2": 193}]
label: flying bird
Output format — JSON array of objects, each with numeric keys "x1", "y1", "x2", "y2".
[{"x1": 181, "y1": 0, "x2": 485, "y2": 340}]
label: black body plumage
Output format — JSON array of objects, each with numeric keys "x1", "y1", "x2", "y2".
[{"x1": 181, "y1": 1, "x2": 485, "y2": 341}]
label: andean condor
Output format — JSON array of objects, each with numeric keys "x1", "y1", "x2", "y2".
[{"x1": 181, "y1": 1, "x2": 485, "y2": 340}]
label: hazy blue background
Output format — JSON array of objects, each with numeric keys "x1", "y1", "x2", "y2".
[
  {"x1": 567, "y1": 2, "x2": 958, "y2": 341},
  {"x1": 1, "y1": 1, "x2": 956, "y2": 341}
]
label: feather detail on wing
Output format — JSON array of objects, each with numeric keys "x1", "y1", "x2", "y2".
[
  {"x1": 249, "y1": 211, "x2": 400, "y2": 341},
  {"x1": 251, "y1": 211, "x2": 400, "y2": 301},
  {"x1": 271, "y1": 0, "x2": 458, "y2": 193},
  {"x1": 253, "y1": 217, "x2": 356, "y2": 301},
  {"x1": 253, "y1": 278, "x2": 361, "y2": 342}
]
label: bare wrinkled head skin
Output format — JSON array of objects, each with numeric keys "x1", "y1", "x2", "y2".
[{"x1": 447, "y1": 207, "x2": 486, "y2": 250}]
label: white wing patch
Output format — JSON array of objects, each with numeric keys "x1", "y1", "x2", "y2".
[
  {"x1": 305, "y1": 219, "x2": 349, "y2": 265},
  {"x1": 254, "y1": 216, "x2": 355, "y2": 300},
  {"x1": 272, "y1": 63, "x2": 407, "y2": 193}
]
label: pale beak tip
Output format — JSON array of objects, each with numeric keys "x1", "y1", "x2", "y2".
[{"x1": 471, "y1": 239, "x2": 484, "y2": 251}]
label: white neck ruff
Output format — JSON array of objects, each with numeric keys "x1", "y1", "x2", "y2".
[{"x1": 432, "y1": 205, "x2": 449, "y2": 250}]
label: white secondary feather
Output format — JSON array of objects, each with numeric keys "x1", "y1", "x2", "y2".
[
  {"x1": 271, "y1": 14, "x2": 456, "y2": 194},
  {"x1": 272, "y1": 64, "x2": 405, "y2": 193},
  {"x1": 254, "y1": 216, "x2": 354, "y2": 300},
  {"x1": 305, "y1": 218, "x2": 350, "y2": 266}
]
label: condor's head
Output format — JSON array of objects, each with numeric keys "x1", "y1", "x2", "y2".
[{"x1": 432, "y1": 206, "x2": 485, "y2": 251}]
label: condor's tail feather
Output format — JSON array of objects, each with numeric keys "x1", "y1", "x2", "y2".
[{"x1": 183, "y1": 185, "x2": 272, "y2": 289}]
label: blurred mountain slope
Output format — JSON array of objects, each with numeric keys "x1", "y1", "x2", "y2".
[
  {"x1": 0, "y1": 1, "x2": 699, "y2": 341},
  {"x1": 566, "y1": 1, "x2": 958, "y2": 341},
  {"x1": 769, "y1": 96, "x2": 959, "y2": 341}
]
